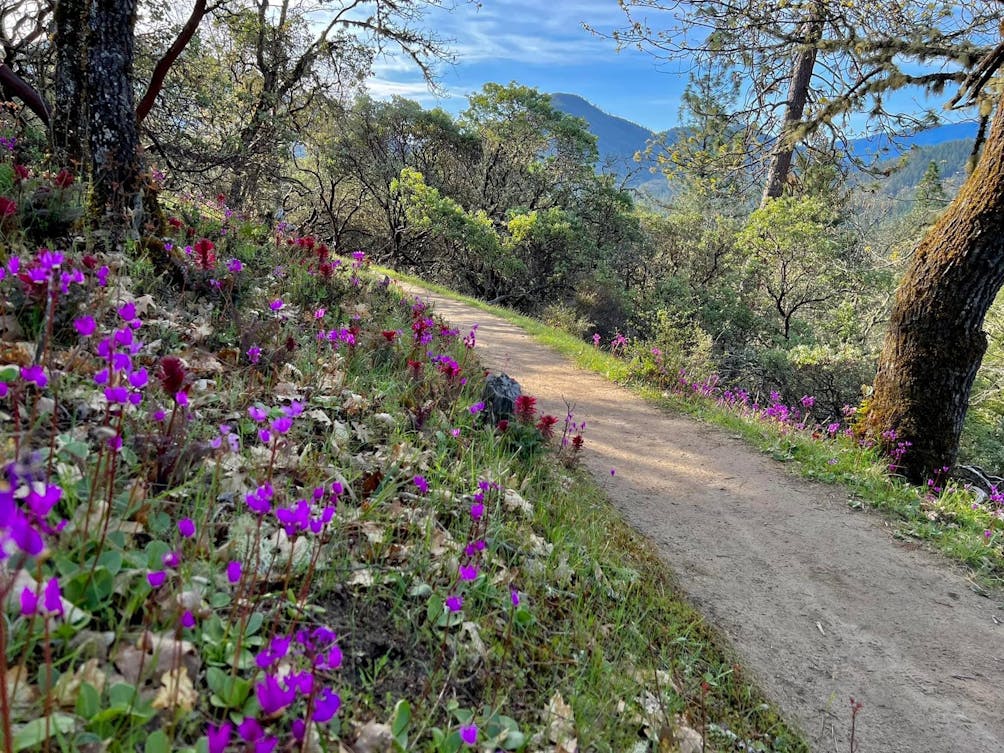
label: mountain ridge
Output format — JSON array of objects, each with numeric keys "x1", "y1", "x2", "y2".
[{"x1": 549, "y1": 91, "x2": 978, "y2": 197}]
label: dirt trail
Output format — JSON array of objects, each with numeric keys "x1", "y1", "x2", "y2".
[{"x1": 401, "y1": 283, "x2": 1004, "y2": 753}]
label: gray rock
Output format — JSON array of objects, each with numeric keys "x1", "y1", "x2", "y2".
[{"x1": 481, "y1": 373, "x2": 521, "y2": 422}]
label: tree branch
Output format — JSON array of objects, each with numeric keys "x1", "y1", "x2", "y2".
[
  {"x1": 0, "y1": 63, "x2": 50, "y2": 125},
  {"x1": 136, "y1": 0, "x2": 210, "y2": 124}
]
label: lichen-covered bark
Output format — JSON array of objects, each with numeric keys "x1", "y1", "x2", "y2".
[
  {"x1": 86, "y1": 0, "x2": 141, "y2": 240},
  {"x1": 52, "y1": 0, "x2": 88, "y2": 168},
  {"x1": 865, "y1": 91, "x2": 1004, "y2": 482}
]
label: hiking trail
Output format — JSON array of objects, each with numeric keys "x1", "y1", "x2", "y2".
[{"x1": 401, "y1": 283, "x2": 1004, "y2": 753}]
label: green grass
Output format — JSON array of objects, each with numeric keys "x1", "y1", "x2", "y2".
[{"x1": 387, "y1": 268, "x2": 1004, "y2": 590}]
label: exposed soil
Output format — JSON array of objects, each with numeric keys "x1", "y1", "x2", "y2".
[{"x1": 401, "y1": 283, "x2": 1004, "y2": 753}]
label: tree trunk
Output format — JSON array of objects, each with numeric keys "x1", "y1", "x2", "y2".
[
  {"x1": 760, "y1": 8, "x2": 823, "y2": 206},
  {"x1": 86, "y1": 0, "x2": 142, "y2": 241},
  {"x1": 51, "y1": 0, "x2": 88, "y2": 168},
  {"x1": 864, "y1": 91, "x2": 1004, "y2": 482}
]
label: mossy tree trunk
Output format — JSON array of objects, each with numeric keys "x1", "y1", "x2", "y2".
[
  {"x1": 52, "y1": 0, "x2": 88, "y2": 169},
  {"x1": 86, "y1": 0, "x2": 142, "y2": 241},
  {"x1": 864, "y1": 92, "x2": 1004, "y2": 482}
]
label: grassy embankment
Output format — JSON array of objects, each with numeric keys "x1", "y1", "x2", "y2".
[{"x1": 1, "y1": 207, "x2": 808, "y2": 752}]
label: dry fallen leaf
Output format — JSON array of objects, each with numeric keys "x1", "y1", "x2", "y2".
[
  {"x1": 53, "y1": 658, "x2": 107, "y2": 708},
  {"x1": 5, "y1": 665, "x2": 38, "y2": 713},
  {"x1": 352, "y1": 721, "x2": 393, "y2": 753},
  {"x1": 151, "y1": 666, "x2": 198, "y2": 712},
  {"x1": 547, "y1": 692, "x2": 578, "y2": 753},
  {"x1": 669, "y1": 717, "x2": 703, "y2": 753}
]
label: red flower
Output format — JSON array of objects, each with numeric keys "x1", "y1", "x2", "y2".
[
  {"x1": 0, "y1": 196, "x2": 16, "y2": 217},
  {"x1": 168, "y1": 216, "x2": 184, "y2": 229},
  {"x1": 497, "y1": 419, "x2": 509, "y2": 432},
  {"x1": 13, "y1": 164, "x2": 29, "y2": 181},
  {"x1": 216, "y1": 193, "x2": 226, "y2": 205},
  {"x1": 193, "y1": 238, "x2": 216, "y2": 269},
  {"x1": 318, "y1": 262, "x2": 333, "y2": 279},
  {"x1": 81, "y1": 255, "x2": 98, "y2": 269},
  {"x1": 381, "y1": 330, "x2": 398, "y2": 342},
  {"x1": 407, "y1": 359, "x2": 423, "y2": 378},
  {"x1": 158, "y1": 356, "x2": 189, "y2": 395},
  {"x1": 536, "y1": 414, "x2": 559, "y2": 439},
  {"x1": 514, "y1": 394, "x2": 537, "y2": 424},
  {"x1": 54, "y1": 169, "x2": 74, "y2": 189},
  {"x1": 571, "y1": 434, "x2": 584, "y2": 450}
]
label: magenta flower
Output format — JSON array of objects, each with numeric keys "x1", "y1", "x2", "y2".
[
  {"x1": 162, "y1": 550, "x2": 181, "y2": 568},
  {"x1": 43, "y1": 577, "x2": 63, "y2": 616},
  {"x1": 313, "y1": 687, "x2": 341, "y2": 723},
  {"x1": 128, "y1": 368, "x2": 149, "y2": 389},
  {"x1": 117, "y1": 301, "x2": 137, "y2": 321},
  {"x1": 227, "y1": 560, "x2": 242, "y2": 584},
  {"x1": 258, "y1": 428, "x2": 272, "y2": 444},
  {"x1": 413, "y1": 475, "x2": 429, "y2": 495},
  {"x1": 104, "y1": 386, "x2": 129, "y2": 404},
  {"x1": 175, "y1": 391, "x2": 189, "y2": 406},
  {"x1": 270, "y1": 416, "x2": 293, "y2": 434},
  {"x1": 510, "y1": 589, "x2": 520, "y2": 607},
  {"x1": 445, "y1": 594, "x2": 463, "y2": 612},
  {"x1": 20, "y1": 364, "x2": 47, "y2": 389},
  {"x1": 74, "y1": 316, "x2": 96, "y2": 337},
  {"x1": 180, "y1": 610, "x2": 196, "y2": 628},
  {"x1": 206, "y1": 722, "x2": 232, "y2": 753},
  {"x1": 227, "y1": 258, "x2": 243, "y2": 273},
  {"x1": 248, "y1": 405, "x2": 267, "y2": 422},
  {"x1": 177, "y1": 518, "x2": 196, "y2": 538},
  {"x1": 147, "y1": 571, "x2": 166, "y2": 589},
  {"x1": 238, "y1": 717, "x2": 264, "y2": 742},
  {"x1": 459, "y1": 724, "x2": 478, "y2": 746},
  {"x1": 245, "y1": 484, "x2": 274, "y2": 515},
  {"x1": 20, "y1": 587, "x2": 38, "y2": 616},
  {"x1": 255, "y1": 674, "x2": 296, "y2": 715},
  {"x1": 269, "y1": 299, "x2": 284, "y2": 312},
  {"x1": 459, "y1": 564, "x2": 478, "y2": 581},
  {"x1": 470, "y1": 502, "x2": 484, "y2": 519},
  {"x1": 247, "y1": 345, "x2": 261, "y2": 364}
]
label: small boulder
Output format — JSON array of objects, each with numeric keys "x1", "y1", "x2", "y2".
[{"x1": 481, "y1": 373, "x2": 521, "y2": 422}]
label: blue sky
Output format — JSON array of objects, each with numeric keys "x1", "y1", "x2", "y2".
[
  {"x1": 365, "y1": 0, "x2": 967, "y2": 136},
  {"x1": 367, "y1": 0, "x2": 692, "y2": 132}
]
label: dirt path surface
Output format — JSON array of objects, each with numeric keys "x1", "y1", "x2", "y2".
[{"x1": 400, "y1": 283, "x2": 1004, "y2": 753}]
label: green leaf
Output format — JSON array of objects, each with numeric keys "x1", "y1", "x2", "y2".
[
  {"x1": 206, "y1": 667, "x2": 228, "y2": 697},
  {"x1": 145, "y1": 540, "x2": 171, "y2": 568},
  {"x1": 145, "y1": 730, "x2": 171, "y2": 753},
  {"x1": 76, "y1": 682, "x2": 101, "y2": 718},
  {"x1": 391, "y1": 699, "x2": 411, "y2": 736},
  {"x1": 98, "y1": 550, "x2": 123, "y2": 575},
  {"x1": 108, "y1": 682, "x2": 139, "y2": 706},
  {"x1": 245, "y1": 611, "x2": 264, "y2": 636},
  {"x1": 63, "y1": 568, "x2": 114, "y2": 609},
  {"x1": 514, "y1": 606, "x2": 534, "y2": 627},
  {"x1": 14, "y1": 714, "x2": 76, "y2": 751},
  {"x1": 426, "y1": 594, "x2": 443, "y2": 624}
]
